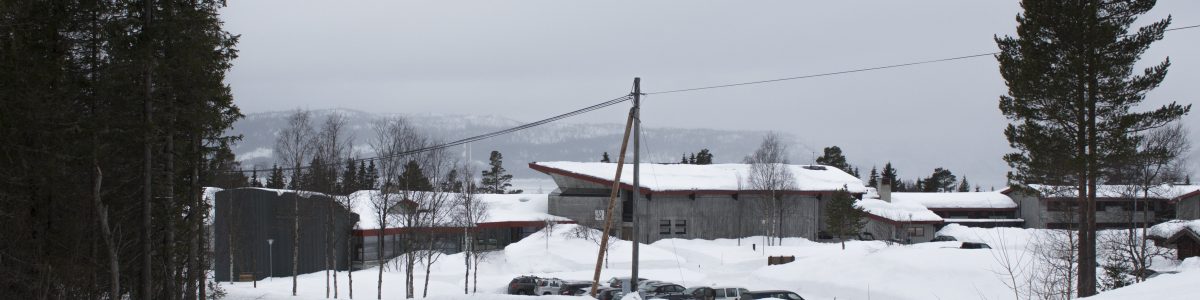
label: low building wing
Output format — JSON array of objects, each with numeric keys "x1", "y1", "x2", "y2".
[{"x1": 530, "y1": 161, "x2": 868, "y2": 194}]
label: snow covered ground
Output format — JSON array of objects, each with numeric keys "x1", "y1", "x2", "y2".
[{"x1": 222, "y1": 224, "x2": 1197, "y2": 300}]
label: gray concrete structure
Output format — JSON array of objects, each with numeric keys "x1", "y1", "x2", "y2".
[
  {"x1": 532, "y1": 163, "x2": 858, "y2": 243},
  {"x1": 213, "y1": 188, "x2": 356, "y2": 282},
  {"x1": 1008, "y1": 186, "x2": 1196, "y2": 229}
]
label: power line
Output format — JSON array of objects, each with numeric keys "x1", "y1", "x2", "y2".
[
  {"x1": 223, "y1": 94, "x2": 634, "y2": 173},
  {"x1": 647, "y1": 24, "x2": 1199, "y2": 95}
]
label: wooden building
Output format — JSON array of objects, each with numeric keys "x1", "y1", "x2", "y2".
[{"x1": 1149, "y1": 219, "x2": 1200, "y2": 260}]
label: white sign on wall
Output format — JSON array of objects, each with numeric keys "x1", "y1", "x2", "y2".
[{"x1": 594, "y1": 210, "x2": 605, "y2": 221}]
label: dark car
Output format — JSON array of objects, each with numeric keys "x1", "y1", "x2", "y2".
[
  {"x1": 641, "y1": 283, "x2": 687, "y2": 298},
  {"x1": 507, "y1": 275, "x2": 539, "y2": 295},
  {"x1": 559, "y1": 282, "x2": 596, "y2": 296},
  {"x1": 750, "y1": 290, "x2": 806, "y2": 300},
  {"x1": 596, "y1": 287, "x2": 623, "y2": 300},
  {"x1": 931, "y1": 235, "x2": 958, "y2": 242},
  {"x1": 607, "y1": 276, "x2": 649, "y2": 289},
  {"x1": 961, "y1": 242, "x2": 992, "y2": 249},
  {"x1": 657, "y1": 286, "x2": 717, "y2": 300}
]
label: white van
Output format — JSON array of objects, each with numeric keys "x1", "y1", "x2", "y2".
[{"x1": 712, "y1": 286, "x2": 752, "y2": 300}]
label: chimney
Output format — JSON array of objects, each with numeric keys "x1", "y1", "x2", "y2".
[{"x1": 879, "y1": 177, "x2": 892, "y2": 202}]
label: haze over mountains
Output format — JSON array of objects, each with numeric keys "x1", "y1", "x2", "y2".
[{"x1": 229, "y1": 109, "x2": 775, "y2": 180}]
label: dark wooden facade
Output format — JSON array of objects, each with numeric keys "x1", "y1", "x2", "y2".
[
  {"x1": 1166, "y1": 230, "x2": 1200, "y2": 260},
  {"x1": 213, "y1": 188, "x2": 357, "y2": 282}
]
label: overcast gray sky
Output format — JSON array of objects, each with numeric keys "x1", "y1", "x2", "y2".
[{"x1": 221, "y1": 1, "x2": 1200, "y2": 188}]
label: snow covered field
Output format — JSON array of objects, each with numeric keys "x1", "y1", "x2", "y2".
[{"x1": 222, "y1": 224, "x2": 1198, "y2": 300}]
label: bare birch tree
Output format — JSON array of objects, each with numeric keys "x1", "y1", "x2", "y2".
[
  {"x1": 453, "y1": 164, "x2": 489, "y2": 293},
  {"x1": 314, "y1": 113, "x2": 352, "y2": 298},
  {"x1": 275, "y1": 109, "x2": 315, "y2": 296},
  {"x1": 368, "y1": 116, "x2": 424, "y2": 299},
  {"x1": 743, "y1": 132, "x2": 795, "y2": 246}
]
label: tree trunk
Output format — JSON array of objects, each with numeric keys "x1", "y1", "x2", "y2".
[
  {"x1": 165, "y1": 117, "x2": 177, "y2": 300},
  {"x1": 463, "y1": 229, "x2": 470, "y2": 294},
  {"x1": 376, "y1": 226, "x2": 384, "y2": 300},
  {"x1": 347, "y1": 227, "x2": 353, "y2": 299},
  {"x1": 185, "y1": 139, "x2": 201, "y2": 300},
  {"x1": 293, "y1": 192, "x2": 300, "y2": 296},
  {"x1": 94, "y1": 163, "x2": 120, "y2": 299}
]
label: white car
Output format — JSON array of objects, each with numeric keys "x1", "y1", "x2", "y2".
[
  {"x1": 534, "y1": 278, "x2": 565, "y2": 295},
  {"x1": 711, "y1": 286, "x2": 753, "y2": 300}
]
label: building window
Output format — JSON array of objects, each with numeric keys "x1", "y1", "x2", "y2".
[
  {"x1": 674, "y1": 219, "x2": 687, "y2": 235},
  {"x1": 906, "y1": 227, "x2": 925, "y2": 237},
  {"x1": 659, "y1": 220, "x2": 671, "y2": 235}
]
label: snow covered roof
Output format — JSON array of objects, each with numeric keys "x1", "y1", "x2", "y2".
[
  {"x1": 347, "y1": 190, "x2": 570, "y2": 230},
  {"x1": 530, "y1": 161, "x2": 868, "y2": 193},
  {"x1": 855, "y1": 199, "x2": 943, "y2": 223},
  {"x1": 890, "y1": 191, "x2": 1018, "y2": 209},
  {"x1": 1149, "y1": 219, "x2": 1200, "y2": 240},
  {"x1": 1025, "y1": 184, "x2": 1200, "y2": 201}
]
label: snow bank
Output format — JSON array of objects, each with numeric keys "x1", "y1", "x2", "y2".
[
  {"x1": 855, "y1": 199, "x2": 942, "y2": 222},
  {"x1": 532, "y1": 161, "x2": 867, "y2": 193},
  {"x1": 347, "y1": 190, "x2": 569, "y2": 230},
  {"x1": 891, "y1": 191, "x2": 1017, "y2": 209},
  {"x1": 1087, "y1": 257, "x2": 1200, "y2": 300},
  {"x1": 1149, "y1": 219, "x2": 1200, "y2": 239}
]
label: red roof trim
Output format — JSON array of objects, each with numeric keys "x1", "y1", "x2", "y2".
[{"x1": 529, "y1": 162, "x2": 852, "y2": 196}]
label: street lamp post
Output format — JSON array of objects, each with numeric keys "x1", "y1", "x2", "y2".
[{"x1": 267, "y1": 239, "x2": 274, "y2": 281}]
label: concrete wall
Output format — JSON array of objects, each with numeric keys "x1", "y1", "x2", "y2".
[
  {"x1": 213, "y1": 188, "x2": 356, "y2": 282},
  {"x1": 545, "y1": 174, "x2": 829, "y2": 243}
]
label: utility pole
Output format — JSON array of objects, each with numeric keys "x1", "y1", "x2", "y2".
[{"x1": 630, "y1": 77, "x2": 641, "y2": 292}]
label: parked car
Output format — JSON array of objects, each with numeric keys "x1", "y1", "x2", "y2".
[
  {"x1": 596, "y1": 287, "x2": 624, "y2": 300},
  {"x1": 961, "y1": 242, "x2": 992, "y2": 249},
  {"x1": 559, "y1": 281, "x2": 596, "y2": 296},
  {"x1": 634, "y1": 280, "x2": 666, "y2": 292},
  {"x1": 607, "y1": 276, "x2": 649, "y2": 289},
  {"x1": 749, "y1": 290, "x2": 806, "y2": 300},
  {"x1": 535, "y1": 277, "x2": 566, "y2": 295},
  {"x1": 931, "y1": 235, "x2": 958, "y2": 242},
  {"x1": 712, "y1": 286, "x2": 753, "y2": 300},
  {"x1": 656, "y1": 286, "x2": 717, "y2": 300},
  {"x1": 641, "y1": 283, "x2": 687, "y2": 298},
  {"x1": 507, "y1": 275, "x2": 539, "y2": 295}
]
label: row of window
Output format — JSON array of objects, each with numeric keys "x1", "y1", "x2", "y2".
[
  {"x1": 905, "y1": 226, "x2": 926, "y2": 237},
  {"x1": 1046, "y1": 200, "x2": 1168, "y2": 212},
  {"x1": 659, "y1": 219, "x2": 688, "y2": 235}
]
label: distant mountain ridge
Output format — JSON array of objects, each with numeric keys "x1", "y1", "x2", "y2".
[{"x1": 228, "y1": 108, "x2": 773, "y2": 178}]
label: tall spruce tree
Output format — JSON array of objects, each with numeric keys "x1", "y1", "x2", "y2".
[
  {"x1": 824, "y1": 188, "x2": 866, "y2": 250},
  {"x1": 923, "y1": 168, "x2": 957, "y2": 192},
  {"x1": 480, "y1": 151, "x2": 520, "y2": 194},
  {"x1": 398, "y1": 160, "x2": 433, "y2": 192},
  {"x1": 957, "y1": 176, "x2": 971, "y2": 192},
  {"x1": 867, "y1": 167, "x2": 879, "y2": 188},
  {"x1": 266, "y1": 164, "x2": 286, "y2": 189},
  {"x1": 816, "y1": 146, "x2": 850, "y2": 172},
  {"x1": 997, "y1": 1, "x2": 1189, "y2": 295},
  {"x1": 881, "y1": 162, "x2": 899, "y2": 188},
  {"x1": 601, "y1": 152, "x2": 611, "y2": 163},
  {"x1": 695, "y1": 149, "x2": 714, "y2": 165}
]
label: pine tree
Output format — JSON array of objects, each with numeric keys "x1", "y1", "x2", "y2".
[
  {"x1": 957, "y1": 176, "x2": 971, "y2": 192},
  {"x1": 480, "y1": 151, "x2": 519, "y2": 194},
  {"x1": 341, "y1": 158, "x2": 358, "y2": 194},
  {"x1": 824, "y1": 188, "x2": 866, "y2": 250},
  {"x1": 816, "y1": 146, "x2": 850, "y2": 172},
  {"x1": 249, "y1": 169, "x2": 263, "y2": 187},
  {"x1": 266, "y1": 165, "x2": 286, "y2": 189},
  {"x1": 680, "y1": 154, "x2": 688, "y2": 164},
  {"x1": 441, "y1": 168, "x2": 463, "y2": 192},
  {"x1": 997, "y1": 2, "x2": 1189, "y2": 294},
  {"x1": 867, "y1": 167, "x2": 879, "y2": 188},
  {"x1": 397, "y1": 160, "x2": 433, "y2": 192},
  {"x1": 364, "y1": 160, "x2": 378, "y2": 190},
  {"x1": 881, "y1": 162, "x2": 899, "y2": 187},
  {"x1": 695, "y1": 149, "x2": 713, "y2": 165},
  {"x1": 688, "y1": 153, "x2": 696, "y2": 164},
  {"x1": 601, "y1": 152, "x2": 611, "y2": 163},
  {"x1": 923, "y1": 168, "x2": 956, "y2": 192}
]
